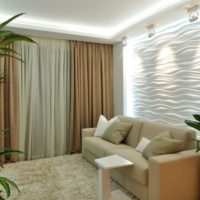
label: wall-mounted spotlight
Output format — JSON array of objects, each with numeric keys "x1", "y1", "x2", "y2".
[
  {"x1": 121, "y1": 36, "x2": 127, "y2": 46},
  {"x1": 147, "y1": 24, "x2": 155, "y2": 38},
  {"x1": 186, "y1": 4, "x2": 199, "y2": 22}
]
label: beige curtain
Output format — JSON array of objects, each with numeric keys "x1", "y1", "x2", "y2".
[
  {"x1": 69, "y1": 41, "x2": 113, "y2": 153},
  {"x1": 18, "y1": 37, "x2": 71, "y2": 160},
  {"x1": 0, "y1": 44, "x2": 19, "y2": 162}
]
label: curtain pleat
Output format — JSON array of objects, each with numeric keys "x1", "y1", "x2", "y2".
[
  {"x1": 2, "y1": 38, "x2": 114, "y2": 160},
  {"x1": 0, "y1": 57, "x2": 6, "y2": 162},
  {"x1": 69, "y1": 41, "x2": 113, "y2": 153},
  {"x1": 0, "y1": 43, "x2": 19, "y2": 162},
  {"x1": 18, "y1": 37, "x2": 71, "y2": 160}
]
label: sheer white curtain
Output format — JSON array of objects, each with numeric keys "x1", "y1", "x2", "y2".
[{"x1": 18, "y1": 37, "x2": 70, "y2": 160}]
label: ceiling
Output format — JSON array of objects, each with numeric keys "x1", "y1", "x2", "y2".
[{"x1": 0, "y1": 0, "x2": 199, "y2": 43}]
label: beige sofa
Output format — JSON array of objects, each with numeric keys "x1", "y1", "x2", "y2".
[{"x1": 82, "y1": 116, "x2": 200, "y2": 200}]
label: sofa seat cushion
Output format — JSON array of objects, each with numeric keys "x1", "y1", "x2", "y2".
[
  {"x1": 83, "y1": 137, "x2": 133, "y2": 157},
  {"x1": 106, "y1": 149, "x2": 149, "y2": 185}
]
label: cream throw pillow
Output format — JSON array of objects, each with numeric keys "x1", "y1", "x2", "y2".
[
  {"x1": 135, "y1": 137, "x2": 151, "y2": 153},
  {"x1": 102, "y1": 121, "x2": 132, "y2": 144},
  {"x1": 142, "y1": 131, "x2": 182, "y2": 159},
  {"x1": 94, "y1": 115, "x2": 118, "y2": 137}
]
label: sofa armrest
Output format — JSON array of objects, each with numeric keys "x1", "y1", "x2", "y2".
[
  {"x1": 148, "y1": 149, "x2": 200, "y2": 200},
  {"x1": 81, "y1": 128, "x2": 96, "y2": 158},
  {"x1": 82, "y1": 128, "x2": 96, "y2": 138}
]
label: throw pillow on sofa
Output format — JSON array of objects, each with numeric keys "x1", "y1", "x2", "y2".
[
  {"x1": 142, "y1": 131, "x2": 182, "y2": 159},
  {"x1": 102, "y1": 121, "x2": 133, "y2": 144},
  {"x1": 135, "y1": 137, "x2": 151, "y2": 153},
  {"x1": 94, "y1": 115, "x2": 119, "y2": 137}
]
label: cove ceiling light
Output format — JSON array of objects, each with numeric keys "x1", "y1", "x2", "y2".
[{"x1": 0, "y1": 0, "x2": 190, "y2": 39}]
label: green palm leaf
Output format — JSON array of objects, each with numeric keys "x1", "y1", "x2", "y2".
[
  {"x1": 0, "y1": 13, "x2": 25, "y2": 30},
  {"x1": 184, "y1": 119, "x2": 200, "y2": 131},
  {"x1": 0, "y1": 13, "x2": 36, "y2": 49},
  {"x1": 0, "y1": 34, "x2": 36, "y2": 47},
  {"x1": 0, "y1": 148, "x2": 23, "y2": 169},
  {"x1": 0, "y1": 53, "x2": 25, "y2": 63},
  {"x1": 0, "y1": 196, "x2": 5, "y2": 200},
  {"x1": 193, "y1": 114, "x2": 200, "y2": 122},
  {"x1": 0, "y1": 13, "x2": 35, "y2": 199},
  {"x1": 0, "y1": 47, "x2": 20, "y2": 55},
  {"x1": 0, "y1": 179, "x2": 10, "y2": 197},
  {"x1": 0, "y1": 148, "x2": 23, "y2": 156},
  {"x1": 0, "y1": 177, "x2": 20, "y2": 199},
  {"x1": 0, "y1": 177, "x2": 20, "y2": 193},
  {"x1": 0, "y1": 31, "x2": 15, "y2": 37}
]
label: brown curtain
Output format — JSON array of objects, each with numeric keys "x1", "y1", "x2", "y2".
[
  {"x1": 0, "y1": 44, "x2": 19, "y2": 162},
  {"x1": 69, "y1": 41, "x2": 113, "y2": 153}
]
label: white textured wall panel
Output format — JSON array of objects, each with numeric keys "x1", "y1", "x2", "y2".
[{"x1": 125, "y1": 20, "x2": 200, "y2": 125}]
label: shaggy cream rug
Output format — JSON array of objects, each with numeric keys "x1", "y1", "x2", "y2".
[{"x1": 0, "y1": 154, "x2": 137, "y2": 200}]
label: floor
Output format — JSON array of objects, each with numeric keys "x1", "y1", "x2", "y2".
[{"x1": 0, "y1": 154, "x2": 137, "y2": 200}]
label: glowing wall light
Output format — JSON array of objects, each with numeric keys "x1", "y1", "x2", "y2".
[
  {"x1": 123, "y1": 20, "x2": 200, "y2": 125},
  {"x1": 186, "y1": 4, "x2": 199, "y2": 22},
  {"x1": 147, "y1": 24, "x2": 156, "y2": 38}
]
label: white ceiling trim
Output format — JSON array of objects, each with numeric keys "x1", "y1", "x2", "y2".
[
  {"x1": 0, "y1": 0, "x2": 191, "y2": 39},
  {"x1": 111, "y1": 0, "x2": 190, "y2": 36}
]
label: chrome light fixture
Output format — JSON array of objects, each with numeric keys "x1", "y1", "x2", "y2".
[
  {"x1": 187, "y1": 4, "x2": 199, "y2": 22},
  {"x1": 121, "y1": 36, "x2": 127, "y2": 46},
  {"x1": 147, "y1": 24, "x2": 155, "y2": 38}
]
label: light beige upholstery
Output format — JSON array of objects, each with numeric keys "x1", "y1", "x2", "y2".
[
  {"x1": 82, "y1": 127, "x2": 96, "y2": 138},
  {"x1": 106, "y1": 149, "x2": 149, "y2": 185},
  {"x1": 118, "y1": 116, "x2": 143, "y2": 147},
  {"x1": 148, "y1": 150, "x2": 200, "y2": 200},
  {"x1": 82, "y1": 116, "x2": 200, "y2": 200},
  {"x1": 140, "y1": 121, "x2": 195, "y2": 150},
  {"x1": 81, "y1": 128, "x2": 96, "y2": 155},
  {"x1": 82, "y1": 137, "x2": 133, "y2": 157}
]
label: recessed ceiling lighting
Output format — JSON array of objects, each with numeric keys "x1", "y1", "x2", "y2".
[
  {"x1": 6, "y1": 17, "x2": 112, "y2": 38},
  {"x1": 0, "y1": 0, "x2": 190, "y2": 39},
  {"x1": 111, "y1": 0, "x2": 190, "y2": 36}
]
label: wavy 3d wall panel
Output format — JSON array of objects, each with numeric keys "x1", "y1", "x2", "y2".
[{"x1": 126, "y1": 20, "x2": 200, "y2": 125}]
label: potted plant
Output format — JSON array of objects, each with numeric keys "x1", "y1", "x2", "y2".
[
  {"x1": 185, "y1": 114, "x2": 200, "y2": 152},
  {"x1": 0, "y1": 13, "x2": 35, "y2": 199}
]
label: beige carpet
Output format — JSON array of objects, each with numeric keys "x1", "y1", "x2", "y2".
[{"x1": 0, "y1": 154, "x2": 137, "y2": 200}]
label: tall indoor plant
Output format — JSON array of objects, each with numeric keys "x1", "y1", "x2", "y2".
[
  {"x1": 0, "y1": 13, "x2": 35, "y2": 199},
  {"x1": 185, "y1": 114, "x2": 200, "y2": 152}
]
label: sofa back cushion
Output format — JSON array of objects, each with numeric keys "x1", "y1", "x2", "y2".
[
  {"x1": 118, "y1": 116, "x2": 143, "y2": 147},
  {"x1": 139, "y1": 120, "x2": 196, "y2": 151},
  {"x1": 102, "y1": 121, "x2": 133, "y2": 144},
  {"x1": 142, "y1": 131, "x2": 183, "y2": 159}
]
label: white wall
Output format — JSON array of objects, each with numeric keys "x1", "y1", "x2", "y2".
[
  {"x1": 123, "y1": 19, "x2": 200, "y2": 125},
  {"x1": 113, "y1": 42, "x2": 124, "y2": 115}
]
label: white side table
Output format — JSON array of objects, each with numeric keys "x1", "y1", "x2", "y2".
[{"x1": 95, "y1": 154, "x2": 134, "y2": 200}]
